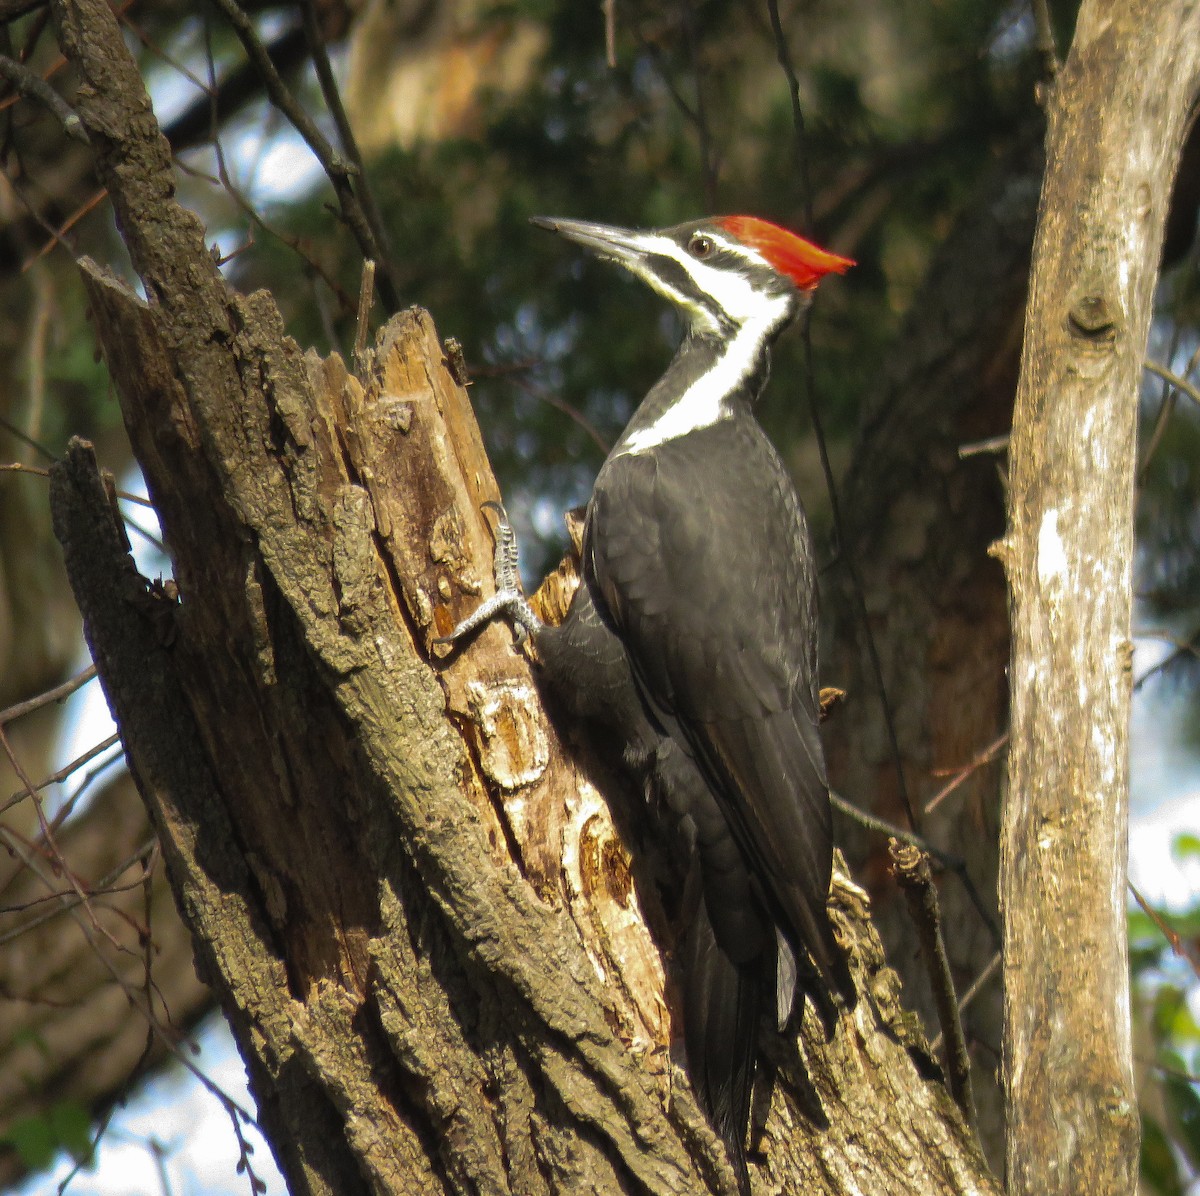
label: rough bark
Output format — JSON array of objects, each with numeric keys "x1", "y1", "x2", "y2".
[
  {"x1": 998, "y1": 4, "x2": 1200, "y2": 1193},
  {"x1": 40, "y1": 1, "x2": 997, "y2": 1190}
]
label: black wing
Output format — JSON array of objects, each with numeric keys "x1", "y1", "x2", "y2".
[{"x1": 586, "y1": 418, "x2": 841, "y2": 989}]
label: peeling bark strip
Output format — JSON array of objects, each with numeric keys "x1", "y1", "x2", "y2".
[
  {"x1": 47, "y1": 0, "x2": 996, "y2": 1191},
  {"x1": 1000, "y1": 3, "x2": 1200, "y2": 1193}
]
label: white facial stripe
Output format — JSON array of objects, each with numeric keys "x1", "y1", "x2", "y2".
[
  {"x1": 624, "y1": 229, "x2": 779, "y2": 329},
  {"x1": 635, "y1": 267, "x2": 721, "y2": 335},
  {"x1": 708, "y1": 232, "x2": 768, "y2": 272},
  {"x1": 617, "y1": 289, "x2": 791, "y2": 455},
  {"x1": 686, "y1": 255, "x2": 777, "y2": 323}
]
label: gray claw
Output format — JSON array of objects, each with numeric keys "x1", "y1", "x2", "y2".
[{"x1": 435, "y1": 503, "x2": 542, "y2": 647}]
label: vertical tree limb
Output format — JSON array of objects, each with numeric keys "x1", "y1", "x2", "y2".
[{"x1": 998, "y1": 4, "x2": 1200, "y2": 1192}]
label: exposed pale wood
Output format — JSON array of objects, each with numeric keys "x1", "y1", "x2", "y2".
[{"x1": 999, "y1": 3, "x2": 1200, "y2": 1192}]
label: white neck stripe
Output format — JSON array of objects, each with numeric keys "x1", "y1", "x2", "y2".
[{"x1": 616, "y1": 290, "x2": 791, "y2": 455}]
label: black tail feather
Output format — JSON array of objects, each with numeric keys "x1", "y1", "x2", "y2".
[{"x1": 679, "y1": 906, "x2": 771, "y2": 1194}]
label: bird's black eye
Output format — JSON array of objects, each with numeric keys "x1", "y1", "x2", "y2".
[{"x1": 688, "y1": 233, "x2": 714, "y2": 259}]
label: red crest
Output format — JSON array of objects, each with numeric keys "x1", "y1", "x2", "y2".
[{"x1": 717, "y1": 216, "x2": 854, "y2": 290}]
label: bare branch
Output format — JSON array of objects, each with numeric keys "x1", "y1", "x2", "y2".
[
  {"x1": 1130, "y1": 882, "x2": 1200, "y2": 978},
  {"x1": 890, "y1": 839, "x2": 977, "y2": 1132},
  {"x1": 925, "y1": 731, "x2": 1009, "y2": 815},
  {"x1": 205, "y1": 0, "x2": 401, "y2": 310},
  {"x1": 932, "y1": 951, "x2": 1001, "y2": 1053},
  {"x1": 1, "y1": 731, "x2": 120, "y2": 814},
  {"x1": 299, "y1": 0, "x2": 395, "y2": 287},
  {"x1": 1144, "y1": 357, "x2": 1200, "y2": 407},
  {"x1": 1030, "y1": 0, "x2": 1060, "y2": 82},
  {"x1": 0, "y1": 51, "x2": 87, "y2": 141},
  {"x1": 1133, "y1": 627, "x2": 1200, "y2": 691},
  {"x1": 0, "y1": 662, "x2": 96, "y2": 725}
]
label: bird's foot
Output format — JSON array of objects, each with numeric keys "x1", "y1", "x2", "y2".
[{"x1": 435, "y1": 501, "x2": 542, "y2": 647}]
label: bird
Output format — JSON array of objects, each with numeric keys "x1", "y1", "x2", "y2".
[{"x1": 440, "y1": 214, "x2": 853, "y2": 1188}]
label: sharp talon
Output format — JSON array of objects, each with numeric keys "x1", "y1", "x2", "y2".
[{"x1": 434, "y1": 502, "x2": 542, "y2": 650}]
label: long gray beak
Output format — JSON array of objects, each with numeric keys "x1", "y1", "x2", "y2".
[{"x1": 530, "y1": 216, "x2": 648, "y2": 270}]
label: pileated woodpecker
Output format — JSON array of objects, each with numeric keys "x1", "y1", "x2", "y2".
[{"x1": 442, "y1": 215, "x2": 853, "y2": 1186}]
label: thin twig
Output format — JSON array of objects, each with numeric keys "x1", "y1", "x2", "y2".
[
  {"x1": 958, "y1": 434, "x2": 1010, "y2": 459},
  {"x1": 1138, "y1": 260, "x2": 1200, "y2": 486},
  {"x1": 119, "y1": 8, "x2": 210, "y2": 95},
  {"x1": 2, "y1": 462, "x2": 156, "y2": 508},
  {"x1": 890, "y1": 839, "x2": 977, "y2": 1130},
  {"x1": 832, "y1": 789, "x2": 1001, "y2": 947},
  {"x1": 0, "y1": 839, "x2": 152, "y2": 920},
  {"x1": 1130, "y1": 881, "x2": 1200, "y2": 979},
  {"x1": 679, "y1": 0, "x2": 717, "y2": 209},
  {"x1": 0, "y1": 663, "x2": 96, "y2": 725},
  {"x1": 299, "y1": 0, "x2": 397, "y2": 298},
  {"x1": 764, "y1": 0, "x2": 812, "y2": 230},
  {"x1": 20, "y1": 185, "x2": 108, "y2": 270},
  {"x1": 39, "y1": 743, "x2": 126, "y2": 843},
  {"x1": 123, "y1": 510, "x2": 165, "y2": 552},
  {"x1": 160, "y1": 24, "x2": 307, "y2": 157},
  {"x1": 925, "y1": 731, "x2": 1009, "y2": 816},
  {"x1": 1145, "y1": 1059, "x2": 1200, "y2": 1086},
  {"x1": 804, "y1": 317, "x2": 918, "y2": 834},
  {"x1": 0, "y1": 748, "x2": 125, "y2": 913},
  {"x1": 1, "y1": 730, "x2": 120, "y2": 814},
  {"x1": 0, "y1": 411, "x2": 55, "y2": 460},
  {"x1": 0, "y1": 51, "x2": 88, "y2": 141},
  {"x1": 2, "y1": 827, "x2": 265, "y2": 1196},
  {"x1": 1134, "y1": 628, "x2": 1200, "y2": 691},
  {"x1": 832, "y1": 790, "x2": 951, "y2": 865},
  {"x1": 638, "y1": 34, "x2": 700, "y2": 125},
  {"x1": 0, "y1": 839, "x2": 154, "y2": 951},
  {"x1": 602, "y1": 0, "x2": 616, "y2": 67},
  {"x1": 511, "y1": 374, "x2": 610, "y2": 456},
  {"x1": 207, "y1": 0, "x2": 400, "y2": 310},
  {"x1": 1144, "y1": 358, "x2": 1200, "y2": 409},
  {"x1": 1138, "y1": 381, "x2": 1180, "y2": 487},
  {"x1": 931, "y1": 950, "x2": 1000, "y2": 1053},
  {"x1": 194, "y1": 28, "x2": 356, "y2": 318},
  {"x1": 0, "y1": 723, "x2": 133, "y2": 957},
  {"x1": 834, "y1": 790, "x2": 992, "y2": 934}
]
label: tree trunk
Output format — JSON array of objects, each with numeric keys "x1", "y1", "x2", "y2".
[
  {"x1": 999, "y1": 3, "x2": 1200, "y2": 1193},
  {"x1": 42, "y1": 1, "x2": 996, "y2": 1191}
]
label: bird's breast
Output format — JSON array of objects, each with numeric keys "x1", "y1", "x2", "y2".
[{"x1": 587, "y1": 417, "x2": 818, "y2": 650}]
